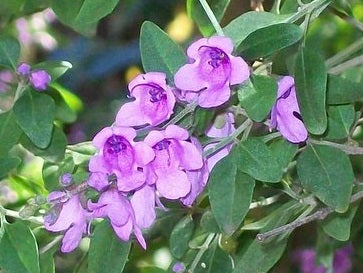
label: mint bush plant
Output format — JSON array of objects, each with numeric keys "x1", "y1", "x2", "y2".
[{"x1": 0, "y1": 0, "x2": 363, "y2": 272}]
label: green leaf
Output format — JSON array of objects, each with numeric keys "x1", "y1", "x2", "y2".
[
  {"x1": 297, "y1": 144, "x2": 354, "y2": 212},
  {"x1": 88, "y1": 221, "x2": 131, "y2": 273},
  {"x1": 42, "y1": 155, "x2": 75, "y2": 191},
  {"x1": 322, "y1": 204, "x2": 358, "y2": 241},
  {"x1": 186, "y1": 0, "x2": 230, "y2": 36},
  {"x1": 294, "y1": 47, "x2": 327, "y2": 135},
  {"x1": 200, "y1": 210, "x2": 220, "y2": 233},
  {"x1": 0, "y1": 111, "x2": 22, "y2": 155},
  {"x1": 50, "y1": 0, "x2": 119, "y2": 35},
  {"x1": 0, "y1": 36, "x2": 20, "y2": 69},
  {"x1": 194, "y1": 240, "x2": 233, "y2": 273},
  {"x1": 238, "y1": 76, "x2": 277, "y2": 122},
  {"x1": 21, "y1": 126, "x2": 67, "y2": 163},
  {"x1": 232, "y1": 239, "x2": 287, "y2": 273},
  {"x1": 237, "y1": 23, "x2": 302, "y2": 59},
  {"x1": 235, "y1": 138, "x2": 281, "y2": 182},
  {"x1": 327, "y1": 74, "x2": 363, "y2": 105},
  {"x1": 192, "y1": 107, "x2": 215, "y2": 136},
  {"x1": 140, "y1": 267, "x2": 166, "y2": 273},
  {"x1": 269, "y1": 138, "x2": 298, "y2": 173},
  {"x1": 208, "y1": 153, "x2": 255, "y2": 234},
  {"x1": 224, "y1": 11, "x2": 291, "y2": 47},
  {"x1": 140, "y1": 21, "x2": 187, "y2": 84},
  {"x1": 32, "y1": 61, "x2": 72, "y2": 82},
  {"x1": 324, "y1": 105, "x2": 355, "y2": 140},
  {"x1": 170, "y1": 215, "x2": 195, "y2": 259},
  {"x1": 0, "y1": 222, "x2": 40, "y2": 273},
  {"x1": 13, "y1": 89, "x2": 55, "y2": 149},
  {"x1": 0, "y1": 157, "x2": 21, "y2": 178}
]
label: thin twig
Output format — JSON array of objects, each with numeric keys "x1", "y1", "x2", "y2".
[
  {"x1": 3, "y1": 208, "x2": 44, "y2": 225},
  {"x1": 40, "y1": 235, "x2": 62, "y2": 254},
  {"x1": 188, "y1": 233, "x2": 216, "y2": 273},
  {"x1": 203, "y1": 119, "x2": 253, "y2": 157},
  {"x1": 198, "y1": 0, "x2": 224, "y2": 36},
  {"x1": 249, "y1": 194, "x2": 281, "y2": 209},
  {"x1": 309, "y1": 139, "x2": 363, "y2": 155},
  {"x1": 329, "y1": 55, "x2": 363, "y2": 74},
  {"x1": 325, "y1": 37, "x2": 363, "y2": 68},
  {"x1": 162, "y1": 101, "x2": 198, "y2": 128},
  {"x1": 256, "y1": 190, "x2": 363, "y2": 242}
]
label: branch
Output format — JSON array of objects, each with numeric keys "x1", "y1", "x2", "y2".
[
  {"x1": 256, "y1": 190, "x2": 363, "y2": 242},
  {"x1": 198, "y1": 0, "x2": 224, "y2": 36},
  {"x1": 309, "y1": 139, "x2": 363, "y2": 155}
]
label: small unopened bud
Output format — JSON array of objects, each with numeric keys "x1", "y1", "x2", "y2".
[
  {"x1": 60, "y1": 173, "x2": 73, "y2": 186},
  {"x1": 44, "y1": 204, "x2": 62, "y2": 225},
  {"x1": 19, "y1": 204, "x2": 39, "y2": 218},
  {"x1": 17, "y1": 63, "x2": 31, "y2": 76},
  {"x1": 172, "y1": 262, "x2": 185, "y2": 273}
]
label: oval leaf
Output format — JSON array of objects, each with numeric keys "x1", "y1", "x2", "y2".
[
  {"x1": 209, "y1": 153, "x2": 255, "y2": 235},
  {"x1": 294, "y1": 47, "x2": 327, "y2": 135},
  {"x1": 327, "y1": 74, "x2": 363, "y2": 105},
  {"x1": 0, "y1": 35, "x2": 20, "y2": 69},
  {"x1": 237, "y1": 23, "x2": 303, "y2": 59},
  {"x1": 238, "y1": 75, "x2": 277, "y2": 122},
  {"x1": 235, "y1": 138, "x2": 281, "y2": 182},
  {"x1": 170, "y1": 215, "x2": 195, "y2": 259},
  {"x1": 88, "y1": 221, "x2": 131, "y2": 273},
  {"x1": 224, "y1": 11, "x2": 291, "y2": 47},
  {"x1": 297, "y1": 144, "x2": 354, "y2": 212},
  {"x1": 324, "y1": 105, "x2": 355, "y2": 140},
  {"x1": 140, "y1": 21, "x2": 187, "y2": 84},
  {"x1": 0, "y1": 222, "x2": 40, "y2": 273},
  {"x1": 13, "y1": 89, "x2": 55, "y2": 149},
  {"x1": 0, "y1": 110, "x2": 22, "y2": 155}
]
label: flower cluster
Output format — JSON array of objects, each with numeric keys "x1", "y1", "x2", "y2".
[{"x1": 44, "y1": 35, "x2": 309, "y2": 253}]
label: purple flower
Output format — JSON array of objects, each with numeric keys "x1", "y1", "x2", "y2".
[
  {"x1": 44, "y1": 191, "x2": 89, "y2": 253},
  {"x1": 292, "y1": 245, "x2": 353, "y2": 273},
  {"x1": 88, "y1": 188, "x2": 147, "y2": 249},
  {"x1": 17, "y1": 62, "x2": 51, "y2": 91},
  {"x1": 181, "y1": 113, "x2": 235, "y2": 206},
  {"x1": 270, "y1": 76, "x2": 308, "y2": 144},
  {"x1": 144, "y1": 125, "x2": 203, "y2": 199},
  {"x1": 130, "y1": 185, "x2": 156, "y2": 229},
  {"x1": 174, "y1": 36, "x2": 250, "y2": 108},
  {"x1": 116, "y1": 72, "x2": 175, "y2": 127},
  {"x1": 180, "y1": 137, "x2": 209, "y2": 206},
  {"x1": 59, "y1": 173, "x2": 73, "y2": 186},
  {"x1": 89, "y1": 126, "x2": 155, "y2": 192}
]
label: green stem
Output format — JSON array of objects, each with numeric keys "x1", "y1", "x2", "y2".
[
  {"x1": 198, "y1": 0, "x2": 224, "y2": 36},
  {"x1": 249, "y1": 194, "x2": 281, "y2": 209},
  {"x1": 285, "y1": 0, "x2": 331, "y2": 23},
  {"x1": 2, "y1": 208, "x2": 43, "y2": 225},
  {"x1": 325, "y1": 37, "x2": 363, "y2": 68},
  {"x1": 309, "y1": 139, "x2": 363, "y2": 155},
  {"x1": 203, "y1": 118, "x2": 253, "y2": 157},
  {"x1": 162, "y1": 101, "x2": 198, "y2": 128},
  {"x1": 13, "y1": 82, "x2": 26, "y2": 103},
  {"x1": 188, "y1": 233, "x2": 216, "y2": 273},
  {"x1": 328, "y1": 54, "x2": 363, "y2": 74}
]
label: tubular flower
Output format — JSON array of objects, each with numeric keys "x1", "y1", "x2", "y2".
[
  {"x1": 270, "y1": 76, "x2": 308, "y2": 144},
  {"x1": 116, "y1": 72, "x2": 176, "y2": 127},
  {"x1": 44, "y1": 191, "x2": 89, "y2": 253},
  {"x1": 89, "y1": 126, "x2": 155, "y2": 192},
  {"x1": 88, "y1": 188, "x2": 147, "y2": 249},
  {"x1": 174, "y1": 36, "x2": 250, "y2": 108},
  {"x1": 144, "y1": 125, "x2": 203, "y2": 200}
]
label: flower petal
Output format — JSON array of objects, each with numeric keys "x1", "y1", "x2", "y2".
[
  {"x1": 229, "y1": 56, "x2": 250, "y2": 85},
  {"x1": 131, "y1": 186, "x2": 156, "y2": 229},
  {"x1": 174, "y1": 62, "x2": 208, "y2": 92},
  {"x1": 156, "y1": 169, "x2": 191, "y2": 199},
  {"x1": 198, "y1": 85, "x2": 231, "y2": 108},
  {"x1": 134, "y1": 142, "x2": 155, "y2": 166},
  {"x1": 60, "y1": 223, "x2": 85, "y2": 253},
  {"x1": 165, "y1": 125, "x2": 189, "y2": 140},
  {"x1": 115, "y1": 101, "x2": 149, "y2": 127},
  {"x1": 179, "y1": 141, "x2": 203, "y2": 170}
]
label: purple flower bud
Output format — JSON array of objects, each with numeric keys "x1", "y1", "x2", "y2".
[
  {"x1": 60, "y1": 173, "x2": 73, "y2": 186},
  {"x1": 29, "y1": 70, "x2": 51, "y2": 91},
  {"x1": 172, "y1": 262, "x2": 186, "y2": 273},
  {"x1": 270, "y1": 76, "x2": 308, "y2": 144},
  {"x1": 174, "y1": 36, "x2": 250, "y2": 108},
  {"x1": 17, "y1": 63, "x2": 31, "y2": 76}
]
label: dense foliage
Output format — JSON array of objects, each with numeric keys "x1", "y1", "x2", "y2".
[{"x1": 0, "y1": 0, "x2": 363, "y2": 272}]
